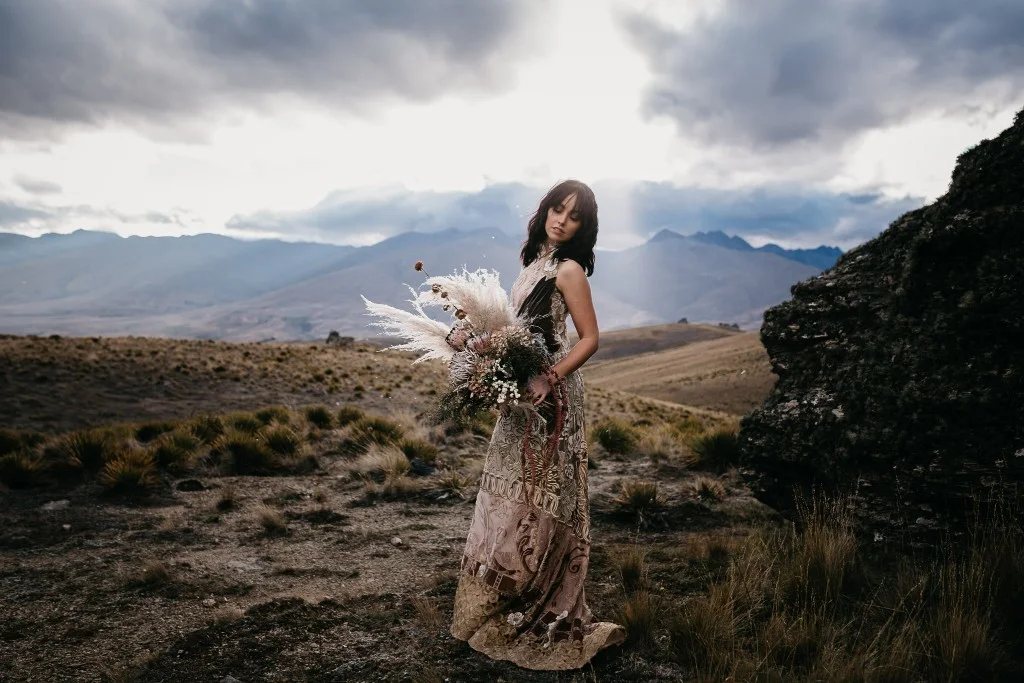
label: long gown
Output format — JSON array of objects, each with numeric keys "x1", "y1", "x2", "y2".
[{"x1": 450, "y1": 250, "x2": 625, "y2": 670}]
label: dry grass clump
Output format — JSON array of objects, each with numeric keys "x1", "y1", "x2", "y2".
[
  {"x1": 212, "y1": 429, "x2": 279, "y2": 475},
  {"x1": 611, "y1": 545, "x2": 649, "y2": 592},
  {"x1": 255, "y1": 504, "x2": 288, "y2": 535},
  {"x1": 352, "y1": 444, "x2": 410, "y2": 480},
  {"x1": 56, "y1": 428, "x2": 121, "y2": 471},
  {"x1": 261, "y1": 425, "x2": 302, "y2": 456},
  {"x1": 592, "y1": 418, "x2": 639, "y2": 456},
  {"x1": 100, "y1": 449, "x2": 158, "y2": 495},
  {"x1": 617, "y1": 590, "x2": 661, "y2": 649},
  {"x1": 411, "y1": 595, "x2": 445, "y2": 632},
  {"x1": 151, "y1": 430, "x2": 202, "y2": 472},
  {"x1": 431, "y1": 469, "x2": 473, "y2": 500},
  {"x1": 133, "y1": 421, "x2": 177, "y2": 444},
  {"x1": 138, "y1": 559, "x2": 172, "y2": 586},
  {"x1": 225, "y1": 412, "x2": 263, "y2": 434},
  {"x1": 0, "y1": 450, "x2": 44, "y2": 489},
  {"x1": 689, "y1": 428, "x2": 741, "y2": 473},
  {"x1": 690, "y1": 475, "x2": 726, "y2": 503},
  {"x1": 663, "y1": 494, "x2": 1024, "y2": 682},
  {"x1": 343, "y1": 416, "x2": 406, "y2": 455},
  {"x1": 336, "y1": 404, "x2": 364, "y2": 427},
  {"x1": 399, "y1": 437, "x2": 439, "y2": 464},
  {"x1": 303, "y1": 405, "x2": 334, "y2": 429},
  {"x1": 187, "y1": 414, "x2": 225, "y2": 444},
  {"x1": 0, "y1": 428, "x2": 45, "y2": 457},
  {"x1": 637, "y1": 423, "x2": 684, "y2": 464},
  {"x1": 210, "y1": 605, "x2": 245, "y2": 626},
  {"x1": 254, "y1": 405, "x2": 292, "y2": 426},
  {"x1": 613, "y1": 480, "x2": 663, "y2": 524},
  {"x1": 216, "y1": 484, "x2": 239, "y2": 511}
]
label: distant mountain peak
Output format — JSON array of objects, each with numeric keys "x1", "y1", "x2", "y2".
[
  {"x1": 648, "y1": 229, "x2": 686, "y2": 243},
  {"x1": 688, "y1": 230, "x2": 754, "y2": 251}
]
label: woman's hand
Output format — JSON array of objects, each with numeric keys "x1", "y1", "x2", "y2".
[{"x1": 526, "y1": 375, "x2": 550, "y2": 406}]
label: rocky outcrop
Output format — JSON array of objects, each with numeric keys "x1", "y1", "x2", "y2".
[{"x1": 739, "y1": 109, "x2": 1024, "y2": 536}]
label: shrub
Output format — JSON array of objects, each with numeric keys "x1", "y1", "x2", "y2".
[
  {"x1": 431, "y1": 469, "x2": 472, "y2": 500},
  {"x1": 336, "y1": 405, "x2": 364, "y2": 427},
  {"x1": 262, "y1": 425, "x2": 301, "y2": 456},
  {"x1": 212, "y1": 430, "x2": 278, "y2": 475},
  {"x1": 690, "y1": 429, "x2": 741, "y2": 472},
  {"x1": 188, "y1": 414, "x2": 225, "y2": 444},
  {"x1": 152, "y1": 431, "x2": 201, "y2": 472},
  {"x1": 134, "y1": 421, "x2": 177, "y2": 444},
  {"x1": 255, "y1": 504, "x2": 287, "y2": 535},
  {"x1": 669, "y1": 584, "x2": 738, "y2": 673},
  {"x1": 0, "y1": 429, "x2": 44, "y2": 457},
  {"x1": 255, "y1": 406, "x2": 292, "y2": 426},
  {"x1": 400, "y1": 438, "x2": 439, "y2": 464},
  {"x1": 216, "y1": 485, "x2": 238, "y2": 511},
  {"x1": 593, "y1": 419, "x2": 639, "y2": 455},
  {"x1": 304, "y1": 405, "x2": 334, "y2": 429},
  {"x1": 100, "y1": 449, "x2": 158, "y2": 495}
]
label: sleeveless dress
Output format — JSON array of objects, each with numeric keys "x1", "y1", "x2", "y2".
[{"x1": 449, "y1": 251, "x2": 625, "y2": 670}]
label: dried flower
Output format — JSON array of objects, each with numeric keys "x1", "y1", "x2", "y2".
[
  {"x1": 441, "y1": 291, "x2": 449, "y2": 298},
  {"x1": 455, "y1": 309, "x2": 467, "y2": 320},
  {"x1": 414, "y1": 261, "x2": 424, "y2": 271},
  {"x1": 431, "y1": 284, "x2": 442, "y2": 293}
]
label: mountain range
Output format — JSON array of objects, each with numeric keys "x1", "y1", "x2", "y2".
[{"x1": 0, "y1": 228, "x2": 837, "y2": 340}]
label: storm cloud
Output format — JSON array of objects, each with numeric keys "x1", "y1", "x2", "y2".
[
  {"x1": 623, "y1": 0, "x2": 1024, "y2": 150},
  {"x1": 224, "y1": 180, "x2": 924, "y2": 250},
  {"x1": 0, "y1": 0, "x2": 541, "y2": 137}
]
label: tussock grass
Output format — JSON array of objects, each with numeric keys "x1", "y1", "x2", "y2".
[
  {"x1": 255, "y1": 504, "x2": 288, "y2": 535},
  {"x1": 134, "y1": 421, "x2": 177, "y2": 444},
  {"x1": 212, "y1": 429, "x2": 279, "y2": 475},
  {"x1": 592, "y1": 418, "x2": 639, "y2": 455},
  {"x1": 0, "y1": 428, "x2": 45, "y2": 457},
  {"x1": 352, "y1": 444, "x2": 410, "y2": 480},
  {"x1": 303, "y1": 405, "x2": 334, "y2": 429},
  {"x1": 261, "y1": 425, "x2": 302, "y2": 456},
  {"x1": 138, "y1": 559, "x2": 172, "y2": 586},
  {"x1": 638, "y1": 423, "x2": 683, "y2": 463},
  {"x1": 336, "y1": 404, "x2": 364, "y2": 427},
  {"x1": 0, "y1": 451, "x2": 44, "y2": 489},
  {"x1": 57, "y1": 428, "x2": 121, "y2": 471},
  {"x1": 187, "y1": 414, "x2": 225, "y2": 444},
  {"x1": 664, "y1": 494, "x2": 1024, "y2": 682},
  {"x1": 611, "y1": 545, "x2": 649, "y2": 592},
  {"x1": 151, "y1": 430, "x2": 201, "y2": 472},
  {"x1": 254, "y1": 405, "x2": 292, "y2": 426},
  {"x1": 431, "y1": 469, "x2": 472, "y2": 500},
  {"x1": 342, "y1": 416, "x2": 406, "y2": 455},
  {"x1": 617, "y1": 590, "x2": 661, "y2": 649},
  {"x1": 411, "y1": 595, "x2": 444, "y2": 632},
  {"x1": 689, "y1": 428, "x2": 741, "y2": 473},
  {"x1": 100, "y1": 449, "x2": 158, "y2": 495},
  {"x1": 690, "y1": 475, "x2": 726, "y2": 503},
  {"x1": 225, "y1": 412, "x2": 263, "y2": 434},
  {"x1": 399, "y1": 437, "x2": 439, "y2": 464},
  {"x1": 216, "y1": 484, "x2": 238, "y2": 511},
  {"x1": 613, "y1": 480, "x2": 663, "y2": 524}
]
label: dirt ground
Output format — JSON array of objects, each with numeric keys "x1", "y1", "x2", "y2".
[{"x1": 0, "y1": 334, "x2": 772, "y2": 683}]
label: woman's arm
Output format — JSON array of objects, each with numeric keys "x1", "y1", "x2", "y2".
[
  {"x1": 526, "y1": 260, "x2": 599, "y2": 405},
  {"x1": 551, "y1": 259, "x2": 599, "y2": 379}
]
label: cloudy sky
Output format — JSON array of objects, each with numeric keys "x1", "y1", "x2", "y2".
[{"x1": 1, "y1": 0, "x2": 1022, "y2": 251}]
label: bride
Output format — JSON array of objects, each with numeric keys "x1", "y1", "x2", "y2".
[{"x1": 450, "y1": 179, "x2": 625, "y2": 670}]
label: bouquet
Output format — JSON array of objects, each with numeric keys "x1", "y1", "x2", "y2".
[{"x1": 362, "y1": 261, "x2": 553, "y2": 424}]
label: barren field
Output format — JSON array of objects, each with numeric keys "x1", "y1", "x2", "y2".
[
  {"x1": 582, "y1": 332, "x2": 775, "y2": 416},
  {"x1": 3, "y1": 334, "x2": 1021, "y2": 683}
]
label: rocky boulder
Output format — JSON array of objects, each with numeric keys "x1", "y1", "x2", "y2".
[{"x1": 739, "y1": 109, "x2": 1024, "y2": 537}]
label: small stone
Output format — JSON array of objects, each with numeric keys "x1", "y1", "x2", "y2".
[
  {"x1": 202, "y1": 598, "x2": 217, "y2": 608},
  {"x1": 41, "y1": 499, "x2": 70, "y2": 511},
  {"x1": 390, "y1": 536, "x2": 403, "y2": 547}
]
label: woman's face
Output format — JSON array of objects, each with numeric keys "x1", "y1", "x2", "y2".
[{"x1": 544, "y1": 192, "x2": 582, "y2": 245}]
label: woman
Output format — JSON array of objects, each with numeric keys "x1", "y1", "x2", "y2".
[{"x1": 450, "y1": 180, "x2": 625, "y2": 670}]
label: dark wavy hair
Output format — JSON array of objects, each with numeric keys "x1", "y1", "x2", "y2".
[{"x1": 519, "y1": 179, "x2": 598, "y2": 276}]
